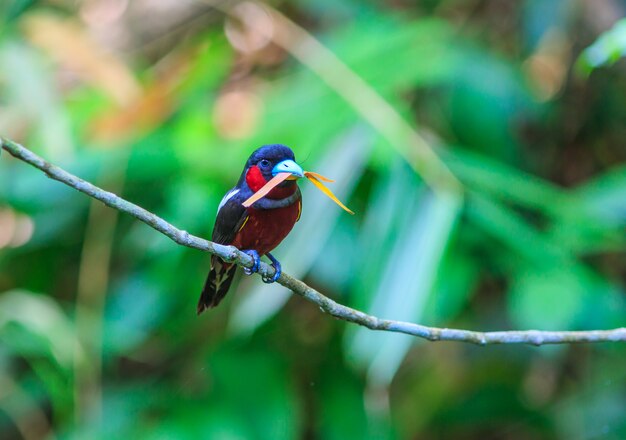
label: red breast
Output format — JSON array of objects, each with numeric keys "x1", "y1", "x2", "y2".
[{"x1": 233, "y1": 165, "x2": 302, "y2": 255}]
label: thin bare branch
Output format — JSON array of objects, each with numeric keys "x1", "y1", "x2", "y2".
[{"x1": 2, "y1": 137, "x2": 626, "y2": 346}]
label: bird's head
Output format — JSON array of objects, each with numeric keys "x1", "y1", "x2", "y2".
[
  {"x1": 242, "y1": 144, "x2": 304, "y2": 192},
  {"x1": 240, "y1": 144, "x2": 354, "y2": 214}
]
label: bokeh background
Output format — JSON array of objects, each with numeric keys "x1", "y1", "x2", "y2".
[{"x1": 1, "y1": 0, "x2": 626, "y2": 438}]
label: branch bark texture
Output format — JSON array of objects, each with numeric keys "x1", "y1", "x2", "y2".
[{"x1": 2, "y1": 137, "x2": 626, "y2": 346}]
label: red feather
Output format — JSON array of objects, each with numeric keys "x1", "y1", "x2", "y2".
[{"x1": 232, "y1": 201, "x2": 301, "y2": 256}]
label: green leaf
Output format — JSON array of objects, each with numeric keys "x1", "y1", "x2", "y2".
[
  {"x1": 577, "y1": 19, "x2": 626, "y2": 74},
  {"x1": 317, "y1": 369, "x2": 369, "y2": 440},
  {"x1": 423, "y1": 245, "x2": 479, "y2": 324},
  {"x1": 347, "y1": 182, "x2": 461, "y2": 386},
  {"x1": 208, "y1": 345, "x2": 301, "y2": 440},
  {"x1": 445, "y1": 148, "x2": 565, "y2": 214},
  {"x1": 0, "y1": 290, "x2": 80, "y2": 421},
  {"x1": 0, "y1": 290, "x2": 78, "y2": 370},
  {"x1": 0, "y1": 40, "x2": 74, "y2": 159},
  {"x1": 508, "y1": 268, "x2": 585, "y2": 331}
]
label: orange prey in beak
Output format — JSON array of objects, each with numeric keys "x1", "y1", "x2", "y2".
[{"x1": 242, "y1": 170, "x2": 354, "y2": 215}]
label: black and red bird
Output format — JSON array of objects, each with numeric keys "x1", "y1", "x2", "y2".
[{"x1": 197, "y1": 144, "x2": 304, "y2": 313}]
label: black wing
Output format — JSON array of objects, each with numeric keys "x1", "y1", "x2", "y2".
[
  {"x1": 211, "y1": 188, "x2": 249, "y2": 244},
  {"x1": 197, "y1": 256, "x2": 238, "y2": 313},
  {"x1": 198, "y1": 188, "x2": 250, "y2": 313}
]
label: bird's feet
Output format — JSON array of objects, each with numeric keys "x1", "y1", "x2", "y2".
[
  {"x1": 262, "y1": 252, "x2": 281, "y2": 283},
  {"x1": 242, "y1": 250, "x2": 261, "y2": 275}
]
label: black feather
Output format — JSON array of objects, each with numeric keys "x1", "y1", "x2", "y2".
[
  {"x1": 197, "y1": 256, "x2": 237, "y2": 313},
  {"x1": 212, "y1": 190, "x2": 249, "y2": 245},
  {"x1": 196, "y1": 192, "x2": 248, "y2": 313}
]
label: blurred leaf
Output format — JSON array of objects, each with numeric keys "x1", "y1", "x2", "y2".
[
  {"x1": 331, "y1": 17, "x2": 460, "y2": 94},
  {"x1": 423, "y1": 245, "x2": 479, "y2": 324},
  {"x1": 0, "y1": 40, "x2": 74, "y2": 158},
  {"x1": 543, "y1": 166, "x2": 626, "y2": 254},
  {"x1": 467, "y1": 192, "x2": 566, "y2": 263},
  {"x1": 0, "y1": 0, "x2": 34, "y2": 22},
  {"x1": 88, "y1": 51, "x2": 186, "y2": 142},
  {"x1": 577, "y1": 18, "x2": 626, "y2": 74},
  {"x1": 445, "y1": 148, "x2": 565, "y2": 214},
  {"x1": 567, "y1": 165, "x2": 626, "y2": 227},
  {"x1": 22, "y1": 13, "x2": 140, "y2": 106},
  {"x1": 508, "y1": 268, "x2": 585, "y2": 331},
  {"x1": 208, "y1": 345, "x2": 301, "y2": 440},
  {"x1": 522, "y1": 0, "x2": 574, "y2": 49},
  {"x1": 347, "y1": 187, "x2": 461, "y2": 386},
  {"x1": 149, "y1": 406, "x2": 253, "y2": 440},
  {"x1": 444, "y1": 50, "x2": 539, "y2": 161},
  {"x1": 556, "y1": 365, "x2": 626, "y2": 440},
  {"x1": 103, "y1": 274, "x2": 171, "y2": 355},
  {"x1": 177, "y1": 35, "x2": 234, "y2": 100},
  {"x1": 0, "y1": 290, "x2": 78, "y2": 370},
  {"x1": 235, "y1": 15, "x2": 462, "y2": 173},
  {"x1": 317, "y1": 367, "x2": 369, "y2": 440},
  {"x1": 0, "y1": 373, "x2": 51, "y2": 440},
  {"x1": 308, "y1": 213, "x2": 360, "y2": 294},
  {"x1": 347, "y1": 158, "x2": 412, "y2": 312},
  {"x1": 0, "y1": 290, "x2": 80, "y2": 421}
]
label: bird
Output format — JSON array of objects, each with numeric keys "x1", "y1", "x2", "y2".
[{"x1": 197, "y1": 144, "x2": 304, "y2": 314}]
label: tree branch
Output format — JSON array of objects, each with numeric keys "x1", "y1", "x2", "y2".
[{"x1": 2, "y1": 137, "x2": 626, "y2": 346}]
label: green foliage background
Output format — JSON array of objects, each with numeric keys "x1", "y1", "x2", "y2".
[{"x1": 1, "y1": 0, "x2": 625, "y2": 438}]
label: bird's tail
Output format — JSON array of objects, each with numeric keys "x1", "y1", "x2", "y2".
[{"x1": 197, "y1": 255, "x2": 237, "y2": 314}]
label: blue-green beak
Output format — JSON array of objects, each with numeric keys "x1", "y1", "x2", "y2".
[{"x1": 272, "y1": 159, "x2": 304, "y2": 179}]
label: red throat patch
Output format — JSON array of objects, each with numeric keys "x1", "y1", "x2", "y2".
[{"x1": 245, "y1": 165, "x2": 267, "y2": 192}]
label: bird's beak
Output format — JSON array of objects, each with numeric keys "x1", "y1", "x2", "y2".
[{"x1": 272, "y1": 159, "x2": 304, "y2": 180}]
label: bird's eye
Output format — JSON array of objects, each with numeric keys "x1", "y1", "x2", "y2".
[{"x1": 259, "y1": 159, "x2": 271, "y2": 168}]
